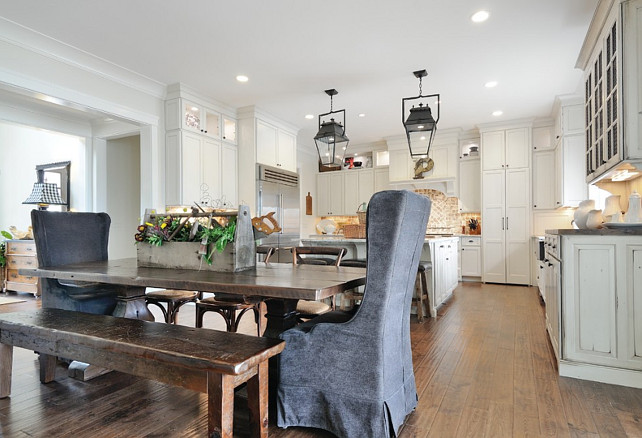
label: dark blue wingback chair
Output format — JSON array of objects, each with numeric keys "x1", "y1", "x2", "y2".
[
  {"x1": 277, "y1": 190, "x2": 432, "y2": 438},
  {"x1": 31, "y1": 210, "x2": 120, "y2": 314}
]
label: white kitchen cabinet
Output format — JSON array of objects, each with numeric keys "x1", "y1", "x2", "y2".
[
  {"x1": 481, "y1": 127, "x2": 530, "y2": 171},
  {"x1": 482, "y1": 167, "x2": 530, "y2": 285},
  {"x1": 426, "y1": 237, "x2": 459, "y2": 316},
  {"x1": 166, "y1": 130, "x2": 236, "y2": 207},
  {"x1": 532, "y1": 150, "x2": 556, "y2": 209},
  {"x1": 344, "y1": 169, "x2": 374, "y2": 213},
  {"x1": 555, "y1": 133, "x2": 587, "y2": 208},
  {"x1": 460, "y1": 236, "x2": 481, "y2": 278},
  {"x1": 459, "y1": 157, "x2": 480, "y2": 212},
  {"x1": 558, "y1": 235, "x2": 642, "y2": 385},
  {"x1": 374, "y1": 167, "x2": 389, "y2": 194},
  {"x1": 578, "y1": 0, "x2": 642, "y2": 182},
  {"x1": 388, "y1": 142, "x2": 457, "y2": 181},
  {"x1": 532, "y1": 125, "x2": 554, "y2": 151},
  {"x1": 166, "y1": 98, "x2": 221, "y2": 139},
  {"x1": 256, "y1": 120, "x2": 297, "y2": 172},
  {"x1": 222, "y1": 116, "x2": 237, "y2": 143},
  {"x1": 316, "y1": 172, "x2": 344, "y2": 215}
]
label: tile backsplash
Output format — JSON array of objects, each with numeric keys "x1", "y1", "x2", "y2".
[{"x1": 414, "y1": 189, "x2": 464, "y2": 234}]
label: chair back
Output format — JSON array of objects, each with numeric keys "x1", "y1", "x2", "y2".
[
  {"x1": 31, "y1": 211, "x2": 111, "y2": 267},
  {"x1": 291, "y1": 246, "x2": 346, "y2": 266}
]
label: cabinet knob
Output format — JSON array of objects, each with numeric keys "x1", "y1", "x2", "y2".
[
  {"x1": 534, "y1": 205, "x2": 537, "y2": 208},
  {"x1": 556, "y1": 201, "x2": 561, "y2": 205}
]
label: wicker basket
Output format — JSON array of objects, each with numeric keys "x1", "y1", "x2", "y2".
[
  {"x1": 357, "y1": 211, "x2": 367, "y2": 225},
  {"x1": 343, "y1": 224, "x2": 366, "y2": 239}
]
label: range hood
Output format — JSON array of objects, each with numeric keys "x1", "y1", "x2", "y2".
[{"x1": 389, "y1": 177, "x2": 456, "y2": 197}]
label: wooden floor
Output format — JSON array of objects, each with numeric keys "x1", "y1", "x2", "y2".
[{"x1": 1, "y1": 283, "x2": 642, "y2": 437}]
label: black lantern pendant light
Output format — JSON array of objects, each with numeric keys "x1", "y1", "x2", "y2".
[
  {"x1": 314, "y1": 89, "x2": 349, "y2": 168},
  {"x1": 402, "y1": 69, "x2": 440, "y2": 159}
]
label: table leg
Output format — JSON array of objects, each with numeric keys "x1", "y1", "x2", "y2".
[
  {"x1": 0, "y1": 343, "x2": 13, "y2": 398},
  {"x1": 262, "y1": 298, "x2": 298, "y2": 339},
  {"x1": 112, "y1": 286, "x2": 154, "y2": 321}
]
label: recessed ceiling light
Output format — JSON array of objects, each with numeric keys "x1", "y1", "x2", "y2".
[
  {"x1": 305, "y1": 114, "x2": 314, "y2": 120},
  {"x1": 485, "y1": 81, "x2": 498, "y2": 88},
  {"x1": 358, "y1": 113, "x2": 366, "y2": 118},
  {"x1": 492, "y1": 110, "x2": 503, "y2": 116},
  {"x1": 236, "y1": 75, "x2": 249, "y2": 83},
  {"x1": 471, "y1": 10, "x2": 490, "y2": 23}
]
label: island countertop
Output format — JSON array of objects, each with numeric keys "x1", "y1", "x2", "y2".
[{"x1": 545, "y1": 228, "x2": 642, "y2": 236}]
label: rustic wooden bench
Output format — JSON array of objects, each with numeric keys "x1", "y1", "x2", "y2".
[{"x1": 0, "y1": 309, "x2": 285, "y2": 438}]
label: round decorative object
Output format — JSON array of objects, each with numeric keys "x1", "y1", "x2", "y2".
[
  {"x1": 316, "y1": 219, "x2": 337, "y2": 235},
  {"x1": 413, "y1": 158, "x2": 434, "y2": 179}
]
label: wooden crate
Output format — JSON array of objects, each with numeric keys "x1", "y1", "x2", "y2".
[
  {"x1": 343, "y1": 224, "x2": 366, "y2": 239},
  {"x1": 137, "y1": 205, "x2": 256, "y2": 272}
]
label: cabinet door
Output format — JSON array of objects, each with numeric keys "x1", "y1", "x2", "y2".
[
  {"x1": 223, "y1": 117, "x2": 237, "y2": 143},
  {"x1": 481, "y1": 131, "x2": 505, "y2": 171},
  {"x1": 461, "y1": 245, "x2": 481, "y2": 276},
  {"x1": 256, "y1": 120, "x2": 277, "y2": 167},
  {"x1": 532, "y1": 126, "x2": 554, "y2": 151},
  {"x1": 459, "y1": 158, "x2": 480, "y2": 212},
  {"x1": 221, "y1": 143, "x2": 237, "y2": 207},
  {"x1": 328, "y1": 173, "x2": 344, "y2": 215},
  {"x1": 630, "y1": 249, "x2": 642, "y2": 364},
  {"x1": 201, "y1": 138, "x2": 222, "y2": 207},
  {"x1": 564, "y1": 242, "x2": 618, "y2": 366},
  {"x1": 181, "y1": 132, "x2": 204, "y2": 205},
  {"x1": 558, "y1": 134, "x2": 588, "y2": 207},
  {"x1": 429, "y1": 145, "x2": 450, "y2": 178},
  {"x1": 533, "y1": 150, "x2": 556, "y2": 209},
  {"x1": 389, "y1": 149, "x2": 412, "y2": 181},
  {"x1": 277, "y1": 130, "x2": 296, "y2": 171},
  {"x1": 482, "y1": 170, "x2": 506, "y2": 283},
  {"x1": 505, "y1": 168, "x2": 531, "y2": 285},
  {"x1": 358, "y1": 170, "x2": 375, "y2": 206},
  {"x1": 344, "y1": 172, "x2": 360, "y2": 215},
  {"x1": 374, "y1": 168, "x2": 389, "y2": 193},
  {"x1": 317, "y1": 173, "x2": 330, "y2": 215},
  {"x1": 505, "y1": 128, "x2": 530, "y2": 168}
]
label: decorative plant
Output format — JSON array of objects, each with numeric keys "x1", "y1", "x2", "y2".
[
  {"x1": 134, "y1": 215, "x2": 236, "y2": 265},
  {"x1": 0, "y1": 230, "x2": 12, "y2": 267},
  {"x1": 468, "y1": 218, "x2": 479, "y2": 231}
]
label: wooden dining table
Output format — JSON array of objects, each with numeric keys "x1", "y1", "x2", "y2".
[{"x1": 22, "y1": 257, "x2": 367, "y2": 337}]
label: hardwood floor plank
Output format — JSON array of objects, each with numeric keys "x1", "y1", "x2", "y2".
[{"x1": 3, "y1": 284, "x2": 642, "y2": 437}]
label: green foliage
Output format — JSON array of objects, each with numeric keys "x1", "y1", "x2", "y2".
[
  {"x1": 0, "y1": 241, "x2": 5, "y2": 268},
  {"x1": 198, "y1": 218, "x2": 236, "y2": 265},
  {"x1": 0, "y1": 231, "x2": 11, "y2": 240}
]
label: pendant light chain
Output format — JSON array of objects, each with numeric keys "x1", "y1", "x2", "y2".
[{"x1": 418, "y1": 76, "x2": 423, "y2": 97}]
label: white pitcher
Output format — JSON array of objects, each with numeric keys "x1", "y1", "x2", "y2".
[
  {"x1": 573, "y1": 199, "x2": 595, "y2": 229},
  {"x1": 625, "y1": 191, "x2": 642, "y2": 223},
  {"x1": 603, "y1": 195, "x2": 622, "y2": 223},
  {"x1": 586, "y1": 209, "x2": 604, "y2": 229}
]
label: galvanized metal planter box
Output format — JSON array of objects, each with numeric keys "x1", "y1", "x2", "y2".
[{"x1": 136, "y1": 205, "x2": 256, "y2": 272}]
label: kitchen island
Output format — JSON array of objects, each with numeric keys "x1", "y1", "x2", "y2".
[
  {"x1": 545, "y1": 228, "x2": 642, "y2": 388},
  {"x1": 302, "y1": 235, "x2": 459, "y2": 317}
]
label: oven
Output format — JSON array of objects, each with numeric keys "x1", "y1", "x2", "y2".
[{"x1": 544, "y1": 233, "x2": 562, "y2": 361}]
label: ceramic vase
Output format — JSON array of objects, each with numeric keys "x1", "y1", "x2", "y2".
[
  {"x1": 573, "y1": 199, "x2": 595, "y2": 229},
  {"x1": 603, "y1": 195, "x2": 622, "y2": 223},
  {"x1": 625, "y1": 191, "x2": 642, "y2": 223}
]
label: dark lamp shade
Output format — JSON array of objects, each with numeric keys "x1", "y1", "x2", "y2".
[
  {"x1": 404, "y1": 105, "x2": 437, "y2": 158},
  {"x1": 23, "y1": 182, "x2": 66, "y2": 206},
  {"x1": 314, "y1": 119, "x2": 349, "y2": 166}
]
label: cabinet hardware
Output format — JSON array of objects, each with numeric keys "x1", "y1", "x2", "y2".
[
  {"x1": 502, "y1": 217, "x2": 504, "y2": 230},
  {"x1": 548, "y1": 263, "x2": 553, "y2": 267},
  {"x1": 439, "y1": 245, "x2": 444, "y2": 248},
  {"x1": 506, "y1": 217, "x2": 509, "y2": 229},
  {"x1": 534, "y1": 205, "x2": 537, "y2": 208},
  {"x1": 462, "y1": 248, "x2": 465, "y2": 251}
]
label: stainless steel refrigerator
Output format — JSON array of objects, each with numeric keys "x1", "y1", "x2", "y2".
[{"x1": 256, "y1": 164, "x2": 300, "y2": 262}]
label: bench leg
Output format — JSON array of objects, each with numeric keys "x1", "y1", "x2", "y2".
[
  {"x1": 0, "y1": 343, "x2": 13, "y2": 398},
  {"x1": 207, "y1": 371, "x2": 235, "y2": 438},
  {"x1": 39, "y1": 353, "x2": 56, "y2": 383},
  {"x1": 247, "y1": 361, "x2": 269, "y2": 438}
]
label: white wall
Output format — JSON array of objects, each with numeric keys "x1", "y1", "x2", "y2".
[
  {"x1": 106, "y1": 135, "x2": 140, "y2": 259},
  {"x1": 0, "y1": 121, "x2": 87, "y2": 233}
]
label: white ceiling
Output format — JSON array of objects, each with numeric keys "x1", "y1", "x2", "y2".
[{"x1": 0, "y1": 0, "x2": 599, "y2": 146}]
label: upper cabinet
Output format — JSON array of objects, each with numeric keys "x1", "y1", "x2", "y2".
[
  {"x1": 255, "y1": 120, "x2": 296, "y2": 171},
  {"x1": 164, "y1": 86, "x2": 238, "y2": 207},
  {"x1": 578, "y1": 0, "x2": 642, "y2": 182},
  {"x1": 387, "y1": 130, "x2": 459, "y2": 182},
  {"x1": 481, "y1": 127, "x2": 530, "y2": 171},
  {"x1": 459, "y1": 157, "x2": 480, "y2": 213}
]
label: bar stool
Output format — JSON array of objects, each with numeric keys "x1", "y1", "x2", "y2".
[
  {"x1": 338, "y1": 258, "x2": 366, "y2": 310},
  {"x1": 195, "y1": 295, "x2": 263, "y2": 335},
  {"x1": 413, "y1": 261, "x2": 432, "y2": 322},
  {"x1": 145, "y1": 289, "x2": 199, "y2": 324},
  {"x1": 194, "y1": 245, "x2": 275, "y2": 336}
]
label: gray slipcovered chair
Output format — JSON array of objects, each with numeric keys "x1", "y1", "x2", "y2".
[
  {"x1": 277, "y1": 190, "x2": 432, "y2": 438},
  {"x1": 31, "y1": 210, "x2": 120, "y2": 314}
]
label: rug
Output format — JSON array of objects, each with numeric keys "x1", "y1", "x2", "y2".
[{"x1": 0, "y1": 296, "x2": 27, "y2": 305}]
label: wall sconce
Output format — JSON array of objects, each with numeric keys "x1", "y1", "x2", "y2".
[
  {"x1": 23, "y1": 161, "x2": 71, "y2": 210},
  {"x1": 314, "y1": 89, "x2": 349, "y2": 168},
  {"x1": 402, "y1": 69, "x2": 441, "y2": 159}
]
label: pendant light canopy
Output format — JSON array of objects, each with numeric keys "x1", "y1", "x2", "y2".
[
  {"x1": 315, "y1": 89, "x2": 349, "y2": 167},
  {"x1": 402, "y1": 69, "x2": 440, "y2": 159}
]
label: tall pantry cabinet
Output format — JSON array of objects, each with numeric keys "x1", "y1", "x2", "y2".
[{"x1": 481, "y1": 124, "x2": 531, "y2": 285}]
